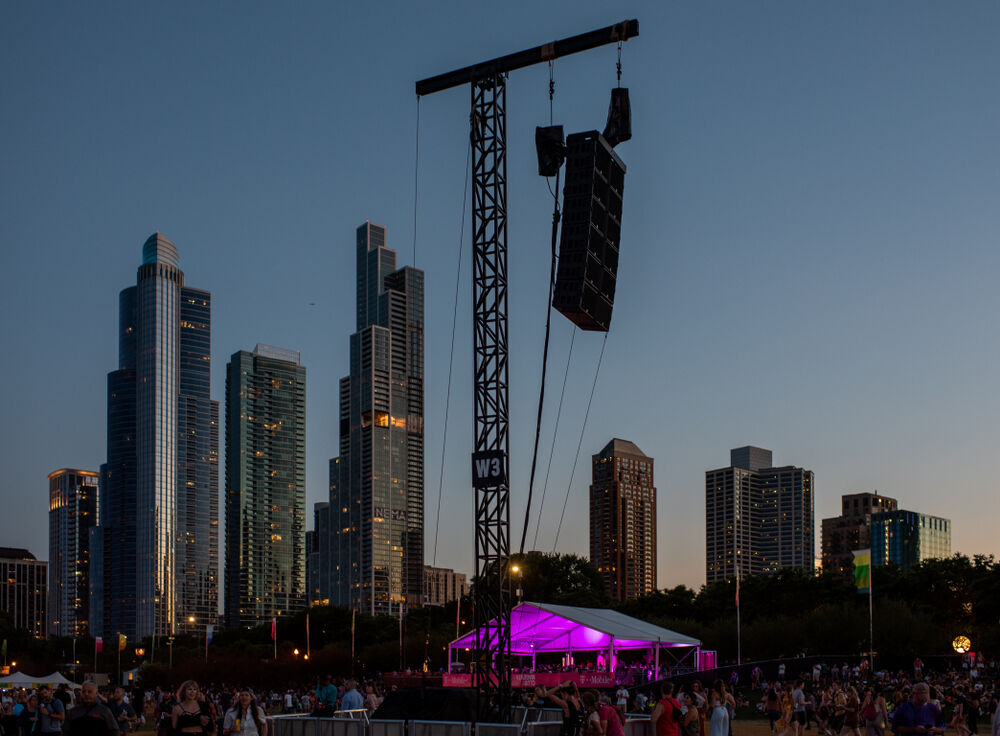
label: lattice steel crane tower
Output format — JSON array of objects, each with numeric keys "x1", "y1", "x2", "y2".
[{"x1": 416, "y1": 19, "x2": 639, "y2": 719}]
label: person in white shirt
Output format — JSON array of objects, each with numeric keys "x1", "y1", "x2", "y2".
[{"x1": 616, "y1": 687, "x2": 629, "y2": 710}]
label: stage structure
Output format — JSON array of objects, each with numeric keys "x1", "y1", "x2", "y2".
[
  {"x1": 416, "y1": 20, "x2": 639, "y2": 719},
  {"x1": 446, "y1": 601, "x2": 701, "y2": 687}
]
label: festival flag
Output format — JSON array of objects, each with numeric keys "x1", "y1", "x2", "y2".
[
  {"x1": 735, "y1": 573, "x2": 740, "y2": 608},
  {"x1": 1, "y1": 639, "x2": 6, "y2": 657},
  {"x1": 206, "y1": 625, "x2": 214, "y2": 644},
  {"x1": 118, "y1": 633, "x2": 127, "y2": 651},
  {"x1": 271, "y1": 617, "x2": 277, "y2": 641},
  {"x1": 853, "y1": 548, "x2": 871, "y2": 594},
  {"x1": 95, "y1": 636, "x2": 103, "y2": 653}
]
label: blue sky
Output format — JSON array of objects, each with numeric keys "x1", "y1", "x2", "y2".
[{"x1": 2, "y1": 1, "x2": 999, "y2": 590}]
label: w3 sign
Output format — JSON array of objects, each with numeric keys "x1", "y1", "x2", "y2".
[{"x1": 471, "y1": 450, "x2": 507, "y2": 489}]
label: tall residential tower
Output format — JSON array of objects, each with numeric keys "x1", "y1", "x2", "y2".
[
  {"x1": 48, "y1": 468, "x2": 99, "y2": 637},
  {"x1": 225, "y1": 345, "x2": 307, "y2": 626},
  {"x1": 589, "y1": 439, "x2": 657, "y2": 601},
  {"x1": 324, "y1": 222, "x2": 425, "y2": 615},
  {"x1": 97, "y1": 233, "x2": 218, "y2": 640},
  {"x1": 705, "y1": 446, "x2": 814, "y2": 584}
]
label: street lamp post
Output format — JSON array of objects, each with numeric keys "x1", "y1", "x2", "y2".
[{"x1": 512, "y1": 564, "x2": 523, "y2": 603}]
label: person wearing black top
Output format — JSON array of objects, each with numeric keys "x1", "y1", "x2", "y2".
[
  {"x1": 171, "y1": 682, "x2": 213, "y2": 736},
  {"x1": 18, "y1": 695, "x2": 39, "y2": 736}
]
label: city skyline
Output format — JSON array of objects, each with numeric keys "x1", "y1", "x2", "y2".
[{"x1": 3, "y1": 2, "x2": 999, "y2": 592}]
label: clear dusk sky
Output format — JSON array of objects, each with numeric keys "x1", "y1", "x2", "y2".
[{"x1": 2, "y1": 2, "x2": 999, "y2": 591}]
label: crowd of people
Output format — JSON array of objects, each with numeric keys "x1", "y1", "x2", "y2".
[
  {"x1": 3, "y1": 658, "x2": 1000, "y2": 736},
  {"x1": 511, "y1": 656, "x2": 1000, "y2": 736},
  {"x1": 0, "y1": 677, "x2": 388, "y2": 736},
  {"x1": 745, "y1": 659, "x2": 1000, "y2": 736}
]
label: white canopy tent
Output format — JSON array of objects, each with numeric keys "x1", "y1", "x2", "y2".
[{"x1": 0, "y1": 671, "x2": 80, "y2": 688}]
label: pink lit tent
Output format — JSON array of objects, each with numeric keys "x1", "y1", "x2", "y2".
[{"x1": 448, "y1": 601, "x2": 701, "y2": 674}]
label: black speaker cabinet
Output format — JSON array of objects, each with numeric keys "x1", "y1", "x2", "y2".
[{"x1": 553, "y1": 130, "x2": 625, "y2": 332}]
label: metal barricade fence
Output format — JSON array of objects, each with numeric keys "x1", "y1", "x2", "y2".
[
  {"x1": 409, "y1": 721, "x2": 471, "y2": 736},
  {"x1": 476, "y1": 724, "x2": 522, "y2": 736},
  {"x1": 368, "y1": 720, "x2": 406, "y2": 736},
  {"x1": 525, "y1": 723, "x2": 563, "y2": 736}
]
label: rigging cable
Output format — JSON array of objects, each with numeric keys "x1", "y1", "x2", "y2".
[
  {"x1": 552, "y1": 332, "x2": 608, "y2": 552},
  {"x1": 431, "y1": 142, "x2": 472, "y2": 567},
  {"x1": 518, "y1": 63, "x2": 560, "y2": 555},
  {"x1": 518, "y1": 168, "x2": 559, "y2": 555},
  {"x1": 531, "y1": 328, "x2": 575, "y2": 550},
  {"x1": 412, "y1": 96, "x2": 421, "y2": 266}
]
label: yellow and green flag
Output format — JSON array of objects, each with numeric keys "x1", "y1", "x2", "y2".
[{"x1": 853, "y1": 549, "x2": 871, "y2": 594}]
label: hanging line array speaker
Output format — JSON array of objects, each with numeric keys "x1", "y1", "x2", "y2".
[{"x1": 552, "y1": 130, "x2": 625, "y2": 332}]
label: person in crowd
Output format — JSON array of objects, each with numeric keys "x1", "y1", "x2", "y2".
[
  {"x1": 106, "y1": 690, "x2": 135, "y2": 735},
  {"x1": 584, "y1": 689, "x2": 625, "y2": 736},
  {"x1": 37, "y1": 688, "x2": 65, "y2": 736},
  {"x1": 222, "y1": 690, "x2": 265, "y2": 736},
  {"x1": 17, "y1": 695, "x2": 39, "y2": 736},
  {"x1": 61, "y1": 683, "x2": 118, "y2": 736},
  {"x1": 966, "y1": 686, "x2": 982, "y2": 736},
  {"x1": 843, "y1": 686, "x2": 861, "y2": 736},
  {"x1": 313, "y1": 676, "x2": 337, "y2": 718},
  {"x1": 52, "y1": 688, "x2": 71, "y2": 712},
  {"x1": 763, "y1": 686, "x2": 782, "y2": 733},
  {"x1": 709, "y1": 681, "x2": 730, "y2": 736},
  {"x1": 171, "y1": 682, "x2": 213, "y2": 736},
  {"x1": 891, "y1": 683, "x2": 944, "y2": 736},
  {"x1": 681, "y1": 692, "x2": 702, "y2": 736},
  {"x1": 545, "y1": 682, "x2": 583, "y2": 736},
  {"x1": 362, "y1": 684, "x2": 381, "y2": 714},
  {"x1": 793, "y1": 681, "x2": 808, "y2": 736},
  {"x1": 581, "y1": 691, "x2": 601, "y2": 736},
  {"x1": 861, "y1": 687, "x2": 889, "y2": 736},
  {"x1": 650, "y1": 682, "x2": 682, "y2": 736},
  {"x1": 689, "y1": 681, "x2": 707, "y2": 736},
  {"x1": 339, "y1": 681, "x2": 363, "y2": 712},
  {"x1": 615, "y1": 686, "x2": 629, "y2": 713}
]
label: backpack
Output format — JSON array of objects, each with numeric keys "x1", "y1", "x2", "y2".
[{"x1": 667, "y1": 698, "x2": 684, "y2": 722}]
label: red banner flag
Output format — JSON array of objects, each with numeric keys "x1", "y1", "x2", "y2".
[
  {"x1": 271, "y1": 617, "x2": 276, "y2": 641},
  {"x1": 95, "y1": 637, "x2": 103, "y2": 653}
]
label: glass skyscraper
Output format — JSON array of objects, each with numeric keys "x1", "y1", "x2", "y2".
[
  {"x1": 326, "y1": 222, "x2": 425, "y2": 615},
  {"x1": 98, "y1": 233, "x2": 218, "y2": 640},
  {"x1": 48, "y1": 468, "x2": 99, "y2": 637},
  {"x1": 225, "y1": 345, "x2": 306, "y2": 626},
  {"x1": 870, "y1": 509, "x2": 951, "y2": 569}
]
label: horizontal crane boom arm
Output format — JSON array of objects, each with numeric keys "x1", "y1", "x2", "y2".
[{"x1": 415, "y1": 19, "x2": 638, "y2": 96}]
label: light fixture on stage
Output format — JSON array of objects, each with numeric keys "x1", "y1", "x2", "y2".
[
  {"x1": 535, "y1": 125, "x2": 566, "y2": 177},
  {"x1": 953, "y1": 635, "x2": 971, "y2": 654}
]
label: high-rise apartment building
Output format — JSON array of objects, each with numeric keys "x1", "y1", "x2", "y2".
[
  {"x1": 423, "y1": 566, "x2": 468, "y2": 607},
  {"x1": 324, "y1": 222, "x2": 425, "y2": 615},
  {"x1": 225, "y1": 345, "x2": 307, "y2": 626},
  {"x1": 871, "y1": 509, "x2": 951, "y2": 570},
  {"x1": 96, "y1": 233, "x2": 218, "y2": 640},
  {"x1": 306, "y1": 500, "x2": 331, "y2": 606},
  {"x1": 0, "y1": 548, "x2": 47, "y2": 638},
  {"x1": 48, "y1": 469, "x2": 99, "y2": 637},
  {"x1": 705, "y1": 446, "x2": 814, "y2": 584},
  {"x1": 821, "y1": 492, "x2": 898, "y2": 574},
  {"x1": 589, "y1": 439, "x2": 657, "y2": 601}
]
